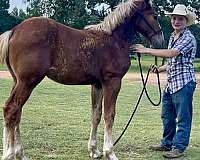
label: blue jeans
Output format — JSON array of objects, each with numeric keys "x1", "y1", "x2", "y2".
[{"x1": 161, "y1": 81, "x2": 196, "y2": 152}]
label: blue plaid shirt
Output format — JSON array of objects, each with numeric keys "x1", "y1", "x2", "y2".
[{"x1": 166, "y1": 28, "x2": 197, "y2": 94}]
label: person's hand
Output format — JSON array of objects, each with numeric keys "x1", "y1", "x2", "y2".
[
  {"x1": 150, "y1": 64, "x2": 159, "y2": 73},
  {"x1": 130, "y1": 44, "x2": 146, "y2": 53}
]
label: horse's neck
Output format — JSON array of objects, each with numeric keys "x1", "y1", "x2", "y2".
[{"x1": 113, "y1": 17, "x2": 136, "y2": 44}]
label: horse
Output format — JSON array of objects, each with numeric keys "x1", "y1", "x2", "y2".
[{"x1": 0, "y1": 0, "x2": 164, "y2": 159}]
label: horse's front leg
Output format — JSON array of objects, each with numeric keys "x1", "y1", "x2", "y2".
[
  {"x1": 103, "y1": 78, "x2": 121, "y2": 160},
  {"x1": 88, "y1": 84, "x2": 103, "y2": 159}
]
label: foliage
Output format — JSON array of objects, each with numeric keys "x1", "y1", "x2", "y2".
[
  {"x1": 0, "y1": 0, "x2": 9, "y2": 11},
  {"x1": 11, "y1": 7, "x2": 27, "y2": 20},
  {"x1": 51, "y1": 0, "x2": 96, "y2": 29},
  {"x1": 26, "y1": 0, "x2": 55, "y2": 17},
  {"x1": 0, "y1": 13, "x2": 22, "y2": 33},
  {"x1": 0, "y1": 0, "x2": 23, "y2": 32},
  {"x1": 0, "y1": 0, "x2": 200, "y2": 57},
  {"x1": 24, "y1": 0, "x2": 125, "y2": 28}
]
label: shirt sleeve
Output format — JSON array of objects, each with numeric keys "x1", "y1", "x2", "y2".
[{"x1": 172, "y1": 35, "x2": 193, "y2": 55}]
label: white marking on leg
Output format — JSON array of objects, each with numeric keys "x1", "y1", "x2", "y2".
[
  {"x1": 2, "y1": 127, "x2": 15, "y2": 160},
  {"x1": 103, "y1": 128, "x2": 118, "y2": 160},
  {"x1": 88, "y1": 87, "x2": 103, "y2": 159},
  {"x1": 88, "y1": 127, "x2": 97, "y2": 150},
  {"x1": 103, "y1": 128, "x2": 113, "y2": 155},
  {"x1": 88, "y1": 127, "x2": 101, "y2": 158},
  {"x1": 14, "y1": 126, "x2": 28, "y2": 160}
]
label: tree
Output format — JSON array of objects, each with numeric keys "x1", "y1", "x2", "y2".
[
  {"x1": 24, "y1": 0, "x2": 125, "y2": 29},
  {"x1": 52, "y1": 0, "x2": 89, "y2": 28},
  {"x1": 0, "y1": 0, "x2": 10, "y2": 32},
  {"x1": 0, "y1": 0, "x2": 9, "y2": 12},
  {"x1": 26, "y1": 0, "x2": 49, "y2": 17},
  {"x1": 11, "y1": 7, "x2": 19, "y2": 17},
  {"x1": 0, "y1": 0, "x2": 22, "y2": 33},
  {"x1": 19, "y1": 9, "x2": 28, "y2": 20},
  {"x1": 24, "y1": 0, "x2": 99, "y2": 29},
  {"x1": 10, "y1": 7, "x2": 27, "y2": 21}
]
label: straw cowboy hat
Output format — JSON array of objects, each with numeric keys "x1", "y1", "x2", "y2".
[{"x1": 166, "y1": 4, "x2": 196, "y2": 26}]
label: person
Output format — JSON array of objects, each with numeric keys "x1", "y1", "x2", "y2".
[{"x1": 131, "y1": 4, "x2": 197, "y2": 159}]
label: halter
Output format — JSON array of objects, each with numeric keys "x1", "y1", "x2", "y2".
[{"x1": 135, "y1": 10, "x2": 162, "y2": 39}]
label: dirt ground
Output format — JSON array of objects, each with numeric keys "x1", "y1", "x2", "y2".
[
  {"x1": 0, "y1": 71, "x2": 200, "y2": 85},
  {"x1": 124, "y1": 72, "x2": 200, "y2": 85}
]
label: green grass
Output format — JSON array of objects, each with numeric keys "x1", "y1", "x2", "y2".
[
  {"x1": 129, "y1": 55, "x2": 200, "y2": 73},
  {"x1": 1, "y1": 55, "x2": 200, "y2": 73},
  {"x1": 0, "y1": 64, "x2": 7, "y2": 71},
  {"x1": 0, "y1": 78, "x2": 199, "y2": 160}
]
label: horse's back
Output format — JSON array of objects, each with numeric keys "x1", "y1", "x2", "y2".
[
  {"x1": 8, "y1": 17, "x2": 84, "y2": 80},
  {"x1": 10, "y1": 17, "x2": 83, "y2": 48}
]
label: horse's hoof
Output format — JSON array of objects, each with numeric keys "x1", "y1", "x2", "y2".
[
  {"x1": 2, "y1": 154, "x2": 15, "y2": 160},
  {"x1": 90, "y1": 149, "x2": 102, "y2": 159},
  {"x1": 21, "y1": 156, "x2": 29, "y2": 160},
  {"x1": 103, "y1": 151, "x2": 118, "y2": 160}
]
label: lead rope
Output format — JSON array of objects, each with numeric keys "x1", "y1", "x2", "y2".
[{"x1": 114, "y1": 53, "x2": 162, "y2": 146}]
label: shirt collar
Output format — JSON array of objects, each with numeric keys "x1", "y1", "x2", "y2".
[{"x1": 171, "y1": 28, "x2": 188, "y2": 38}]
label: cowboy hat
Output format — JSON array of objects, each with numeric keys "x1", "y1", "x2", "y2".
[{"x1": 166, "y1": 4, "x2": 196, "y2": 26}]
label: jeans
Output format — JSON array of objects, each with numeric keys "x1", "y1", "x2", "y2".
[{"x1": 161, "y1": 81, "x2": 196, "y2": 152}]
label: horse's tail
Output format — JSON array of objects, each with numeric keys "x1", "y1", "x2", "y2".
[{"x1": 0, "y1": 30, "x2": 13, "y2": 64}]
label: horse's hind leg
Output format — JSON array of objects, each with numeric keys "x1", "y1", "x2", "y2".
[
  {"x1": 103, "y1": 78, "x2": 121, "y2": 160},
  {"x1": 88, "y1": 83, "x2": 103, "y2": 159},
  {"x1": 2, "y1": 76, "x2": 44, "y2": 160}
]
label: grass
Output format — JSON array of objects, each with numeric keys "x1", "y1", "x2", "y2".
[
  {"x1": 1, "y1": 55, "x2": 200, "y2": 73},
  {"x1": 129, "y1": 55, "x2": 200, "y2": 73},
  {"x1": 0, "y1": 78, "x2": 199, "y2": 160},
  {"x1": 0, "y1": 64, "x2": 7, "y2": 71}
]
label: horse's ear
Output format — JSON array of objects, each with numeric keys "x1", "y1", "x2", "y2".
[
  {"x1": 134, "y1": 0, "x2": 150, "y2": 3},
  {"x1": 134, "y1": 0, "x2": 150, "y2": 8},
  {"x1": 134, "y1": 0, "x2": 144, "y2": 8},
  {"x1": 134, "y1": 0, "x2": 145, "y2": 2}
]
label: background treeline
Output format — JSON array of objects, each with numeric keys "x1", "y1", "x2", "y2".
[{"x1": 0, "y1": 0, "x2": 200, "y2": 57}]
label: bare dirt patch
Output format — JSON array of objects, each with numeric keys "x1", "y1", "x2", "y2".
[
  {"x1": 124, "y1": 72, "x2": 167, "y2": 85},
  {"x1": 1, "y1": 71, "x2": 200, "y2": 85},
  {"x1": 124, "y1": 72, "x2": 200, "y2": 85},
  {"x1": 0, "y1": 71, "x2": 12, "y2": 79}
]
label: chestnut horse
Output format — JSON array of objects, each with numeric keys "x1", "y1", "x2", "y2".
[{"x1": 0, "y1": 0, "x2": 164, "y2": 159}]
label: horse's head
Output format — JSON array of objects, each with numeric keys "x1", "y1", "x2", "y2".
[
  {"x1": 133, "y1": 0, "x2": 165, "y2": 48},
  {"x1": 84, "y1": 0, "x2": 164, "y2": 48}
]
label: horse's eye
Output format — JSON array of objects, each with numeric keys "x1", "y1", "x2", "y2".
[{"x1": 154, "y1": 15, "x2": 158, "y2": 20}]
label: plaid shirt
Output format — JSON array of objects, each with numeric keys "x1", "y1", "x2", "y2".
[{"x1": 166, "y1": 28, "x2": 197, "y2": 94}]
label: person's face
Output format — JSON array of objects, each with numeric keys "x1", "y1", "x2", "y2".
[{"x1": 171, "y1": 15, "x2": 187, "y2": 32}]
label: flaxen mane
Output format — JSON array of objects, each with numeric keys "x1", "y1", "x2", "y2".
[{"x1": 85, "y1": 0, "x2": 142, "y2": 34}]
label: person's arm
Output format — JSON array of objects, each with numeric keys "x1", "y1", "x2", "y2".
[
  {"x1": 151, "y1": 64, "x2": 167, "y2": 73},
  {"x1": 131, "y1": 44, "x2": 179, "y2": 58},
  {"x1": 158, "y1": 64, "x2": 167, "y2": 73}
]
